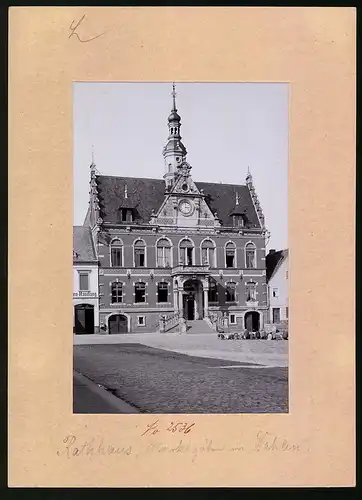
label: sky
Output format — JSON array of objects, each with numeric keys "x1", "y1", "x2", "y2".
[{"x1": 73, "y1": 82, "x2": 288, "y2": 250}]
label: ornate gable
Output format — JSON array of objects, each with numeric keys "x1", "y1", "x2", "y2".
[{"x1": 151, "y1": 162, "x2": 220, "y2": 229}]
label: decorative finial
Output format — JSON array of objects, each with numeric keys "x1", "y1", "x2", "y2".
[
  {"x1": 171, "y1": 82, "x2": 177, "y2": 111},
  {"x1": 236, "y1": 192, "x2": 239, "y2": 205},
  {"x1": 91, "y1": 144, "x2": 95, "y2": 166},
  {"x1": 124, "y1": 184, "x2": 128, "y2": 199}
]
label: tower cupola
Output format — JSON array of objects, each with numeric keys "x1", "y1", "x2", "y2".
[{"x1": 163, "y1": 83, "x2": 188, "y2": 189}]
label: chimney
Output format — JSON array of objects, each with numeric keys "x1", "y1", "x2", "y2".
[{"x1": 268, "y1": 249, "x2": 276, "y2": 255}]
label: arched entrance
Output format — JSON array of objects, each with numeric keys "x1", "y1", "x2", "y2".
[
  {"x1": 74, "y1": 304, "x2": 94, "y2": 334},
  {"x1": 182, "y1": 279, "x2": 203, "y2": 320},
  {"x1": 244, "y1": 311, "x2": 260, "y2": 332},
  {"x1": 108, "y1": 314, "x2": 128, "y2": 334}
]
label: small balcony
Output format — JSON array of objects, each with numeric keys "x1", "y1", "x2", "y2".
[
  {"x1": 73, "y1": 291, "x2": 97, "y2": 298},
  {"x1": 171, "y1": 264, "x2": 210, "y2": 277}
]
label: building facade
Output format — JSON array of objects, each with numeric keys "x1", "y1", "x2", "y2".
[
  {"x1": 73, "y1": 226, "x2": 100, "y2": 334},
  {"x1": 81, "y1": 86, "x2": 269, "y2": 334},
  {"x1": 266, "y1": 249, "x2": 289, "y2": 330}
]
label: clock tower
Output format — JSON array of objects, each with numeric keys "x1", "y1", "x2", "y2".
[{"x1": 163, "y1": 83, "x2": 188, "y2": 190}]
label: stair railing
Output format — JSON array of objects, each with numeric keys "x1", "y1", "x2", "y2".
[{"x1": 159, "y1": 311, "x2": 180, "y2": 333}]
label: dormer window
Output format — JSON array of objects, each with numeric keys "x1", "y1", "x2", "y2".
[
  {"x1": 233, "y1": 215, "x2": 244, "y2": 227},
  {"x1": 120, "y1": 208, "x2": 133, "y2": 222}
]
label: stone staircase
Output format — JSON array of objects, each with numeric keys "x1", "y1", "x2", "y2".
[{"x1": 185, "y1": 320, "x2": 215, "y2": 334}]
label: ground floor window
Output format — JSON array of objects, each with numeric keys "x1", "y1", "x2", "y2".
[
  {"x1": 272, "y1": 307, "x2": 280, "y2": 323},
  {"x1": 229, "y1": 314, "x2": 236, "y2": 324},
  {"x1": 137, "y1": 316, "x2": 146, "y2": 326},
  {"x1": 157, "y1": 282, "x2": 169, "y2": 303},
  {"x1": 226, "y1": 282, "x2": 236, "y2": 302},
  {"x1": 208, "y1": 281, "x2": 218, "y2": 302}
]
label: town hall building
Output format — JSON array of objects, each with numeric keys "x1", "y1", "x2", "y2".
[{"x1": 76, "y1": 85, "x2": 269, "y2": 334}]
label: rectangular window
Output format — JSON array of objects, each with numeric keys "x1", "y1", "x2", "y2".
[
  {"x1": 186, "y1": 248, "x2": 193, "y2": 265},
  {"x1": 226, "y1": 284, "x2": 236, "y2": 302},
  {"x1": 226, "y1": 253, "x2": 234, "y2": 268},
  {"x1": 246, "y1": 250, "x2": 256, "y2": 268},
  {"x1": 135, "y1": 283, "x2": 146, "y2": 303},
  {"x1": 135, "y1": 249, "x2": 145, "y2": 267},
  {"x1": 79, "y1": 273, "x2": 89, "y2": 291},
  {"x1": 286, "y1": 306, "x2": 289, "y2": 319},
  {"x1": 272, "y1": 287, "x2": 279, "y2": 298},
  {"x1": 111, "y1": 248, "x2": 122, "y2": 267},
  {"x1": 272, "y1": 308, "x2": 280, "y2": 323},
  {"x1": 137, "y1": 316, "x2": 145, "y2": 326},
  {"x1": 157, "y1": 247, "x2": 163, "y2": 267},
  {"x1": 111, "y1": 283, "x2": 123, "y2": 304},
  {"x1": 157, "y1": 282, "x2": 169, "y2": 303},
  {"x1": 246, "y1": 283, "x2": 257, "y2": 301},
  {"x1": 208, "y1": 283, "x2": 218, "y2": 302},
  {"x1": 230, "y1": 314, "x2": 236, "y2": 324},
  {"x1": 201, "y1": 248, "x2": 208, "y2": 265}
]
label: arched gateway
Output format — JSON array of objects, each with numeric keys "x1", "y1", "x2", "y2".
[{"x1": 108, "y1": 314, "x2": 128, "y2": 334}]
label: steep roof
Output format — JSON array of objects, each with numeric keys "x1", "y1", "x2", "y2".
[
  {"x1": 73, "y1": 226, "x2": 97, "y2": 262},
  {"x1": 95, "y1": 175, "x2": 261, "y2": 228},
  {"x1": 266, "y1": 249, "x2": 288, "y2": 282}
]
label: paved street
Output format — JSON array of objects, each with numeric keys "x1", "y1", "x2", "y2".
[{"x1": 74, "y1": 342, "x2": 288, "y2": 414}]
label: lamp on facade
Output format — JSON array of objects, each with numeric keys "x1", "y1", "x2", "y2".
[
  {"x1": 150, "y1": 269, "x2": 155, "y2": 279},
  {"x1": 126, "y1": 269, "x2": 131, "y2": 280},
  {"x1": 219, "y1": 269, "x2": 223, "y2": 279},
  {"x1": 239, "y1": 270, "x2": 243, "y2": 280}
]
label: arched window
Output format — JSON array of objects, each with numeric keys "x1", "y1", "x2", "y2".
[
  {"x1": 226, "y1": 281, "x2": 237, "y2": 302},
  {"x1": 179, "y1": 239, "x2": 194, "y2": 266},
  {"x1": 245, "y1": 242, "x2": 256, "y2": 269},
  {"x1": 157, "y1": 282, "x2": 169, "y2": 303},
  {"x1": 201, "y1": 239, "x2": 216, "y2": 267},
  {"x1": 134, "y1": 240, "x2": 146, "y2": 267},
  {"x1": 156, "y1": 238, "x2": 172, "y2": 268},
  {"x1": 225, "y1": 242, "x2": 236, "y2": 268},
  {"x1": 208, "y1": 280, "x2": 218, "y2": 303},
  {"x1": 246, "y1": 281, "x2": 257, "y2": 302},
  {"x1": 135, "y1": 282, "x2": 146, "y2": 303},
  {"x1": 110, "y1": 239, "x2": 123, "y2": 267},
  {"x1": 111, "y1": 282, "x2": 123, "y2": 304}
]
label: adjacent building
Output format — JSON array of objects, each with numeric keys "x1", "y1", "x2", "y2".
[
  {"x1": 73, "y1": 226, "x2": 100, "y2": 334},
  {"x1": 77, "y1": 85, "x2": 270, "y2": 334},
  {"x1": 266, "y1": 249, "x2": 289, "y2": 330}
]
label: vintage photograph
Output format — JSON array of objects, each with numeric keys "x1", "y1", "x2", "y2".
[{"x1": 73, "y1": 82, "x2": 289, "y2": 414}]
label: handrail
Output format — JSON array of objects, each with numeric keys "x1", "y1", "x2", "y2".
[{"x1": 159, "y1": 311, "x2": 180, "y2": 333}]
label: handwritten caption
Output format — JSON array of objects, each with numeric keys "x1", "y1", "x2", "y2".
[{"x1": 57, "y1": 428, "x2": 301, "y2": 463}]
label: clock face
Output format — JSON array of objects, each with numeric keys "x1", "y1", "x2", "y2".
[{"x1": 179, "y1": 200, "x2": 193, "y2": 215}]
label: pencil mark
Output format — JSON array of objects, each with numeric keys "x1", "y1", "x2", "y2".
[{"x1": 69, "y1": 15, "x2": 106, "y2": 43}]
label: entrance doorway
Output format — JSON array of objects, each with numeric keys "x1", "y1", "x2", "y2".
[
  {"x1": 74, "y1": 304, "x2": 94, "y2": 334},
  {"x1": 244, "y1": 311, "x2": 260, "y2": 332},
  {"x1": 108, "y1": 314, "x2": 128, "y2": 334},
  {"x1": 183, "y1": 294, "x2": 195, "y2": 320}
]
